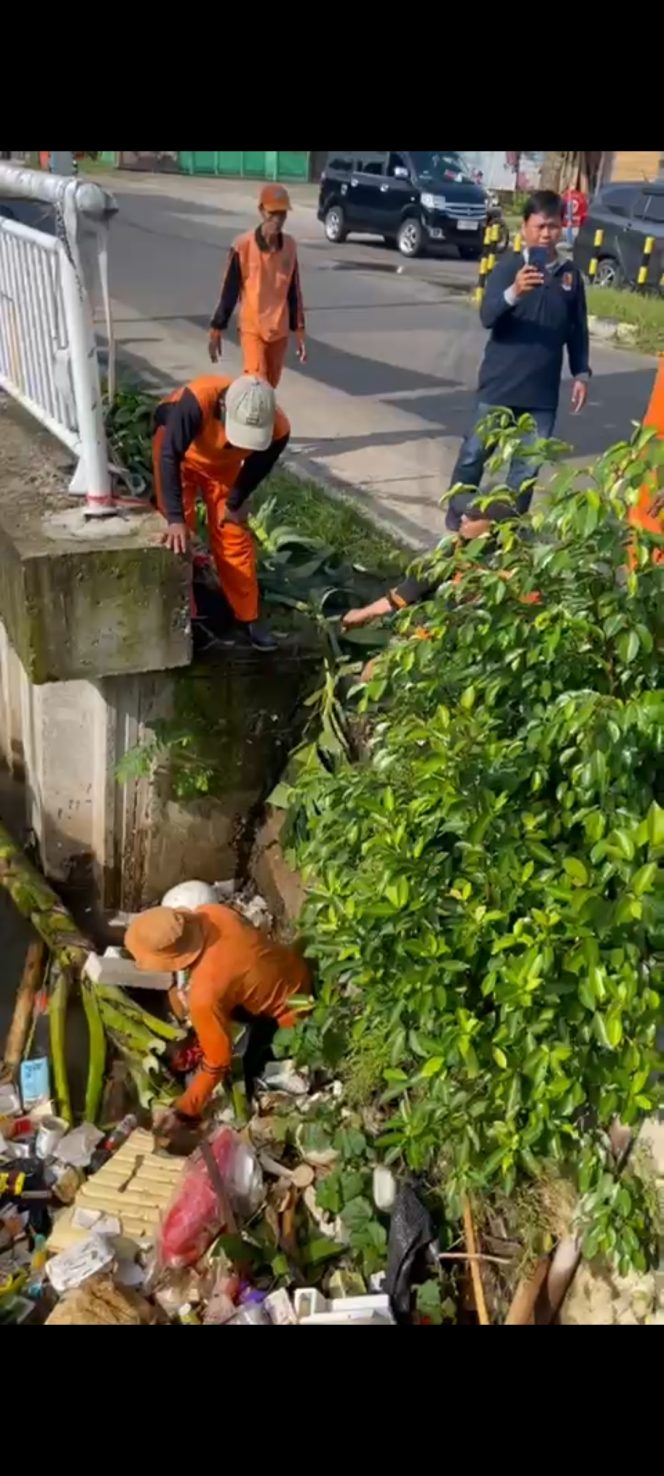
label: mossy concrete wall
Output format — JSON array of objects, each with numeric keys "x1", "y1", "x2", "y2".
[
  {"x1": 0, "y1": 398, "x2": 321, "y2": 913},
  {"x1": 0, "y1": 400, "x2": 191, "y2": 682},
  {"x1": 116, "y1": 634, "x2": 322, "y2": 910},
  {"x1": 0, "y1": 618, "x2": 322, "y2": 914},
  {"x1": 252, "y1": 808, "x2": 305, "y2": 933}
]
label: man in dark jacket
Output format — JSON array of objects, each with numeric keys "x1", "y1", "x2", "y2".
[{"x1": 447, "y1": 189, "x2": 590, "y2": 532}]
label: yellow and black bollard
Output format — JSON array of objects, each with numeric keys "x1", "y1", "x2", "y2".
[
  {"x1": 588, "y1": 228, "x2": 604, "y2": 283},
  {"x1": 637, "y1": 235, "x2": 656, "y2": 291},
  {"x1": 486, "y1": 222, "x2": 499, "y2": 277},
  {"x1": 514, "y1": 229, "x2": 522, "y2": 255},
  {"x1": 475, "y1": 223, "x2": 493, "y2": 305}
]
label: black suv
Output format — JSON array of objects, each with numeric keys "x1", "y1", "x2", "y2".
[
  {"x1": 574, "y1": 181, "x2": 664, "y2": 289},
  {"x1": 318, "y1": 151, "x2": 487, "y2": 259}
]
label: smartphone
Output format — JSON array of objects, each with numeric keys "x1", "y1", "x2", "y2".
[{"x1": 528, "y1": 246, "x2": 549, "y2": 276}]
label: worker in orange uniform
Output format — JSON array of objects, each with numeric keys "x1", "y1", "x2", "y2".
[
  {"x1": 628, "y1": 354, "x2": 664, "y2": 565},
  {"x1": 153, "y1": 373, "x2": 290, "y2": 650},
  {"x1": 342, "y1": 503, "x2": 519, "y2": 628},
  {"x1": 208, "y1": 183, "x2": 306, "y2": 387},
  {"x1": 125, "y1": 905, "x2": 311, "y2": 1131}
]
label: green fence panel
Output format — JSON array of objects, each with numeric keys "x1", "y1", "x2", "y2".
[
  {"x1": 177, "y1": 149, "x2": 311, "y2": 179},
  {"x1": 276, "y1": 151, "x2": 310, "y2": 180},
  {"x1": 216, "y1": 151, "x2": 243, "y2": 176},
  {"x1": 242, "y1": 151, "x2": 267, "y2": 177},
  {"x1": 192, "y1": 151, "x2": 217, "y2": 174}
]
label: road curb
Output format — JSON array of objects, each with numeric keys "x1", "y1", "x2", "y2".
[{"x1": 588, "y1": 315, "x2": 639, "y2": 347}]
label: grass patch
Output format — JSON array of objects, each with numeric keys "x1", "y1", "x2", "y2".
[
  {"x1": 588, "y1": 285, "x2": 664, "y2": 353},
  {"x1": 79, "y1": 158, "x2": 118, "y2": 175},
  {"x1": 255, "y1": 468, "x2": 407, "y2": 578}
]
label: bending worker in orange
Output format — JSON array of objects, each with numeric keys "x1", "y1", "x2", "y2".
[
  {"x1": 153, "y1": 373, "x2": 290, "y2": 650},
  {"x1": 208, "y1": 183, "x2": 306, "y2": 387},
  {"x1": 125, "y1": 905, "x2": 311, "y2": 1129}
]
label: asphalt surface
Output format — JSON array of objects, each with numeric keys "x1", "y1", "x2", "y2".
[{"x1": 102, "y1": 173, "x2": 658, "y2": 548}]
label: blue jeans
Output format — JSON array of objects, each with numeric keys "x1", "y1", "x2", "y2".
[{"x1": 447, "y1": 402, "x2": 557, "y2": 530}]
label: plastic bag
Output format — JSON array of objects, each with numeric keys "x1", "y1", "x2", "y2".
[
  {"x1": 384, "y1": 1184, "x2": 436, "y2": 1322},
  {"x1": 157, "y1": 1128, "x2": 263, "y2": 1270}
]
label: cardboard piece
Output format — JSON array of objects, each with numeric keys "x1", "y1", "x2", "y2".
[{"x1": 47, "y1": 1129, "x2": 186, "y2": 1251}]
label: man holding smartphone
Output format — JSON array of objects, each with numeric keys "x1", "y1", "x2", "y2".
[{"x1": 447, "y1": 190, "x2": 590, "y2": 535}]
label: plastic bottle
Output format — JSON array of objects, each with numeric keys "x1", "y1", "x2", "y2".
[
  {"x1": 26, "y1": 1234, "x2": 48, "y2": 1297},
  {"x1": 19, "y1": 991, "x2": 51, "y2": 1111},
  {"x1": 89, "y1": 1114, "x2": 138, "y2": 1173}
]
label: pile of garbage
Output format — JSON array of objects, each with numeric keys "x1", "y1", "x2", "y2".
[
  {"x1": 1, "y1": 1044, "x2": 449, "y2": 1324},
  {"x1": 1, "y1": 875, "x2": 454, "y2": 1326}
]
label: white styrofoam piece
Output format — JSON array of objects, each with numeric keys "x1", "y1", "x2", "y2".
[
  {"x1": 293, "y1": 1288, "x2": 395, "y2": 1324},
  {"x1": 84, "y1": 951, "x2": 173, "y2": 991}
]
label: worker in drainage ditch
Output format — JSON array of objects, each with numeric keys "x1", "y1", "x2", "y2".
[
  {"x1": 342, "y1": 499, "x2": 521, "y2": 628},
  {"x1": 153, "y1": 373, "x2": 290, "y2": 652},
  {"x1": 124, "y1": 904, "x2": 311, "y2": 1142}
]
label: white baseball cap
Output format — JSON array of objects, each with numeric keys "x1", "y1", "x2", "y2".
[{"x1": 225, "y1": 375, "x2": 276, "y2": 452}]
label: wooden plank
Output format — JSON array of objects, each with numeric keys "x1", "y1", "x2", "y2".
[
  {"x1": 504, "y1": 1257, "x2": 550, "y2": 1325},
  {"x1": 1, "y1": 938, "x2": 45, "y2": 1078},
  {"x1": 463, "y1": 1197, "x2": 490, "y2": 1326}
]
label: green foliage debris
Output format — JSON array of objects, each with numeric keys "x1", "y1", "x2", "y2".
[{"x1": 280, "y1": 415, "x2": 664, "y2": 1275}]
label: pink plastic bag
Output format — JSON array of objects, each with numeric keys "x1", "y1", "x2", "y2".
[{"x1": 157, "y1": 1128, "x2": 263, "y2": 1270}]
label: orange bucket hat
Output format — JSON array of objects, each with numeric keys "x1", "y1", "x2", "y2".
[
  {"x1": 125, "y1": 907, "x2": 205, "y2": 973},
  {"x1": 259, "y1": 183, "x2": 291, "y2": 213}
]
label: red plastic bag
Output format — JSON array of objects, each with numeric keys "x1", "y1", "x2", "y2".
[{"x1": 157, "y1": 1128, "x2": 263, "y2": 1270}]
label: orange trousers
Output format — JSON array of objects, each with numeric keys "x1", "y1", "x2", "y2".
[
  {"x1": 240, "y1": 333, "x2": 288, "y2": 388},
  {"x1": 153, "y1": 429, "x2": 259, "y2": 623}
]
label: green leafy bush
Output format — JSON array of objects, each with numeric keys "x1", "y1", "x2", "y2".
[
  {"x1": 105, "y1": 383, "x2": 156, "y2": 488},
  {"x1": 284, "y1": 421, "x2": 663, "y2": 1264}
]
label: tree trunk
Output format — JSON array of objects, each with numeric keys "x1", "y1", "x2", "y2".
[
  {"x1": 541, "y1": 150, "x2": 566, "y2": 191},
  {"x1": 0, "y1": 820, "x2": 90, "y2": 969},
  {"x1": 1, "y1": 939, "x2": 45, "y2": 1077},
  {"x1": 0, "y1": 819, "x2": 109, "y2": 1125}
]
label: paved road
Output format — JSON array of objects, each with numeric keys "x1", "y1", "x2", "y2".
[{"x1": 101, "y1": 173, "x2": 657, "y2": 549}]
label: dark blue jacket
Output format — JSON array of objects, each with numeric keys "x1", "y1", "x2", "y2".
[{"x1": 478, "y1": 252, "x2": 591, "y2": 411}]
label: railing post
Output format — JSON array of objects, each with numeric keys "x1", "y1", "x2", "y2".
[{"x1": 58, "y1": 238, "x2": 112, "y2": 514}]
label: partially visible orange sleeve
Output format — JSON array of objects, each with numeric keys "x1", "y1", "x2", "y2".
[{"x1": 175, "y1": 993, "x2": 233, "y2": 1119}]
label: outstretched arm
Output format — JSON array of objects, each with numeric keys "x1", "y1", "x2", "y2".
[
  {"x1": 567, "y1": 272, "x2": 591, "y2": 413},
  {"x1": 209, "y1": 248, "x2": 243, "y2": 360},
  {"x1": 174, "y1": 993, "x2": 233, "y2": 1120},
  {"x1": 157, "y1": 389, "x2": 203, "y2": 549},
  {"x1": 225, "y1": 432, "x2": 290, "y2": 515},
  {"x1": 342, "y1": 572, "x2": 438, "y2": 628}
]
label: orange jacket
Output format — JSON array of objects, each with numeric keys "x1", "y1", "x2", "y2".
[
  {"x1": 210, "y1": 228, "x2": 305, "y2": 343},
  {"x1": 176, "y1": 904, "x2": 311, "y2": 1119},
  {"x1": 153, "y1": 375, "x2": 290, "y2": 523},
  {"x1": 628, "y1": 358, "x2": 664, "y2": 564}
]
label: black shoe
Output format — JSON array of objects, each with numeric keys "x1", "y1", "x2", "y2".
[{"x1": 245, "y1": 620, "x2": 278, "y2": 652}]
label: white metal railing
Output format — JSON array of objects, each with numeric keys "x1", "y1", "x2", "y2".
[{"x1": 0, "y1": 165, "x2": 116, "y2": 515}]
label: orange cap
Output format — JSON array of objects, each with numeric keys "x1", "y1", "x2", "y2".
[
  {"x1": 124, "y1": 907, "x2": 205, "y2": 972},
  {"x1": 259, "y1": 183, "x2": 291, "y2": 213}
]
